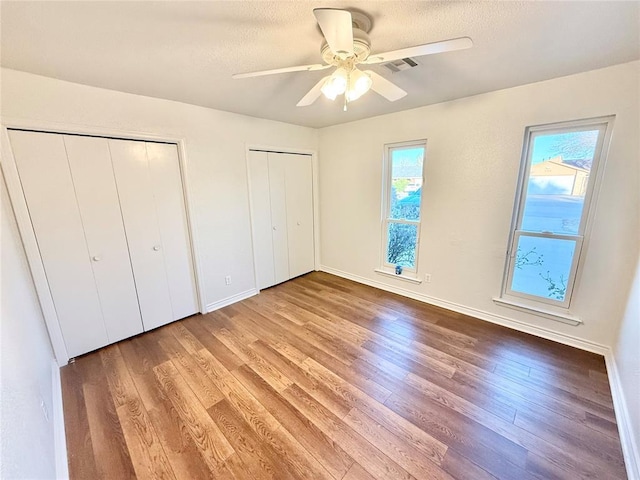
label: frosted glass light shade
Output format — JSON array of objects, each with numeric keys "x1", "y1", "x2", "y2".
[
  {"x1": 346, "y1": 69, "x2": 372, "y2": 101},
  {"x1": 321, "y1": 68, "x2": 348, "y2": 100}
]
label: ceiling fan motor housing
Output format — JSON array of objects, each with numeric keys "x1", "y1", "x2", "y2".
[{"x1": 321, "y1": 27, "x2": 371, "y2": 65}]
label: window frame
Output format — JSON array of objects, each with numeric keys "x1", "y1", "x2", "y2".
[
  {"x1": 500, "y1": 116, "x2": 614, "y2": 310},
  {"x1": 380, "y1": 139, "x2": 427, "y2": 275}
]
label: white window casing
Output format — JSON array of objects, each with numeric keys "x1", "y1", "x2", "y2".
[
  {"x1": 498, "y1": 116, "x2": 615, "y2": 316},
  {"x1": 380, "y1": 139, "x2": 427, "y2": 278}
]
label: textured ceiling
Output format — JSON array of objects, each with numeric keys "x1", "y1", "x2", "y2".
[{"x1": 1, "y1": 1, "x2": 638, "y2": 128}]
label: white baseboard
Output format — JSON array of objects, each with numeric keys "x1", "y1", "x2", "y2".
[
  {"x1": 319, "y1": 266, "x2": 609, "y2": 355},
  {"x1": 206, "y1": 288, "x2": 258, "y2": 313},
  {"x1": 51, "y1": 360, "x2": 68, "y2": 479},
  {"x1": 605, "y1": 350, "x2": 640, "y2": 480}
]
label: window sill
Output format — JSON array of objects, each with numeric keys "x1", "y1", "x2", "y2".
[
  {"x1": 374, "y1": 268, "x2": 423, "y2": 284},
  {"x1": 492, "y1": 297, "x2": 582, "y2": 326}
]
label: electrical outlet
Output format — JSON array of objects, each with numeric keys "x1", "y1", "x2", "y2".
[
  {"x1": 225, "y1": 275, "x2": 232, "y2": 285},
  {"x1": 425, "y1": 273, "x2": 432, "y2": 283},
  {"x1": 40, "y1": 399, "x2": 49, "y2": 423}
]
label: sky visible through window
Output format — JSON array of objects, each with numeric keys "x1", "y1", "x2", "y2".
[{"x1": 531, "y1": 130, "x2": 599, "y2": 165}]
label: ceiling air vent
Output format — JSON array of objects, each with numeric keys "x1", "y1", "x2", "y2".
[{"x1": 382, "y1": 57, "x2": 418, "y2": 73}]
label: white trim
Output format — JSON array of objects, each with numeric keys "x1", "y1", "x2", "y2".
[
  {"x1": 175, "y1": 139, "x2": 207, "y2": 314},
  {"x1": 206, "y1": 288, "x2": 258, "y2": 313},
  {"x1": 320, "y1": 265, "x2": 609, "y2": 355},
  {"x1": 245, "y1": 148, "x2": 263, "y2": 292},
  {"x1": 605, "y1": 349, "x2": 640, "y2": 480},
  {"x1": 0, "y1": 127, "x2": 70, "y2": 366},
  {"x1": 0, "y1": 119, "x2": 208, "y2": 365},
  {"x1": 51, "y1": 361, "x2": 69, "y2": 480},
  {"x1": 492, "y1": 297, "x2": 582, "y2": 326},
  {"x1": 374, "y1": 268, "x2": 422, "y2": 284},
  {"x1": 0, "y1": 116, "x2": 185, "y2": 145}
]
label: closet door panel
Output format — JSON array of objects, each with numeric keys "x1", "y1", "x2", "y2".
[
  {"x1": 109, "y1": 139, "x2": 173, "y2": 331},
  {"x1": 9, "y1": 130, "x2": 108, "y2": 356},
  {"x1": 64, "y1": 135, "x2": 144, "y2": 342},
  {"x1": 267, "y1": 153, "x2": 290, "y2": 285},
  {"x1": 146, "y1": 143, "x2": 198, "y2": 319},
  {"x1": 284, "y1": 154, "x2": 315, "y2": 278},
  {"x1": 248, "y1": 150, "x2": 276, "y2": 290}
]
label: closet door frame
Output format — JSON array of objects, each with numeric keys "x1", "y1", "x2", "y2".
[
  {"x1": 245, "y1": 144, "x2": 320, "y2": 292},
  {"x1": 0, "y1": 118, "x2": 207, "y2": 366}
]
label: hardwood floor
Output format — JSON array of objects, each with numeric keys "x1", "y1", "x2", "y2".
[{"x1": 61, "y1": 272, "x2": 627, "y2": 479}]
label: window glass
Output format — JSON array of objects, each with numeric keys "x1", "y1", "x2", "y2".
[
  {"x1": 389, "y1": 147, "x2": 424, "y2": 221},
  {"x1": 521, "y1": 130, "x2": 599, "y2": 234},
  {"x1": 386, "y1": 223, "x2": 418, "y2": 268},
  {"x1": 511, "y1": 235, "x2": 577, "y2": 302}
]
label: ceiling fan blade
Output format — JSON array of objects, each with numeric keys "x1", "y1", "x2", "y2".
[
  {"x1": 362, "y1": 37, "x2": 473, "y2": 65},
  {"x1": 297, "y1": 76, "x2": 330, "y2": 107},
  {"x1": 366, "y1": 71, "x2": 407, "y2": 101},
  {"x1": 313, "y1": 8, "x2": 354, "y2": 57},
  {"x1": 232, "y1": 63, "x2": 331, "y2": 79}
]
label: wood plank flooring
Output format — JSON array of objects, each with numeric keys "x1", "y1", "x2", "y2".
[{"x1": 61, "y1": 272, "x2": 627, "y2": 479}]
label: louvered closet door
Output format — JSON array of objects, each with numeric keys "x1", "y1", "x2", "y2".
[
  {"x1": 64, "y1": 135, "x2": 144, "y2": 343},
  {"x1": 9, "y1": 131, "x2": 108, "y2": 357},
  {"x1": 284, "y1": 154, "x2": 315, "y2": 278}
]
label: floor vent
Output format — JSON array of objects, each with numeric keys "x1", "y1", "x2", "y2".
[{"x1": 382, "y1": 57, "x2": 418, "y2": 73}]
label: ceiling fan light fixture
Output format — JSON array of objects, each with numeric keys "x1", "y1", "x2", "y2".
[
  {"x1": 321, "y1": 68, "x2": 348, "y2": 100},
  {"x1": 345, "y1": 69, "x2": 372, "y2": 102}
]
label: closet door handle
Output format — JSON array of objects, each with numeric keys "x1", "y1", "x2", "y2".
[
  {"x1": 92, "y1": 256, "x2": 101, "y2": 262},
  {"x1": 153, "y1": 245, "x2": 161, "y2": 251},
  {"x1": 272, "y1": 226, "x2": 277, "y2": 231}
]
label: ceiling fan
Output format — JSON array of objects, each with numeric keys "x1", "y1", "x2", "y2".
[{"x1": 232, "y1": 8, "x2": 473, "y2": 110}]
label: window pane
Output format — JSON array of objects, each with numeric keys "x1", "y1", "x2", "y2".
[
  {"x1": 386, "y1": 222, "x2": 417, "y2": 268},
  {"x1": 521, "y1": 130, "x2": 599, "y2": 234},
  {"x1": 389, "y1": 147, "x2": 424, "y2": 221},
  {"x1": 510, "y1": 234, "x2": 577, "y2": 302}
]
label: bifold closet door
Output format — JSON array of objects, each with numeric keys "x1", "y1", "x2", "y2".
[
  {"x1": 267, "y1": 153, "x2": 291, "y2": 286},
  {"x1": 146, "y1": 143, "x2": 198, "y2": 320},
  {"x1": 109, "y1": 139, "x2": 198, "y2": 330},
  {"x1": 63, "y1": 135, "x2": 144, "y2": 342},
  {"x1": 8, "y1": 130, "x2": 143, "y2": 357},
  {"x1": 247, "y1": 150, "x2": 276, "y2": 290},
  {"x1": 283, "y1": 154, "x2": 314, "y2": 278},
  {"x1": 248, "y1": 150, "x2": 314, "y2": 290}
]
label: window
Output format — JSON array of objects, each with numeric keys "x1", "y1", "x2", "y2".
[
  {"x1": 381, "y1": 140, "x2": 426, "y2": 275},
  {"x1": 501, "y1": 117, "x2": 613, "y2": 309}
]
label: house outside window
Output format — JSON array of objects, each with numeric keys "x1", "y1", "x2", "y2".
[
  {"x1": 381, "y1": 140, "x2": 426, "y2": 276},
  {"x1": 500, "y1": 116, "x2": 614, "y2": 310}
]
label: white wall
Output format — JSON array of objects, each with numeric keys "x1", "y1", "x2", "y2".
[
  {"x1": 318, "y1": 61, "x2": 639, "y2": 349},
  {"x1": 1, "y1": 67, "x2": 318, "y2": 319},
  {"x1": 1, "y1": 170, "x2": 57, "y2": 479},
  {"x1": 613, "y1": 256, "x2": 640, "y2": 478}
]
